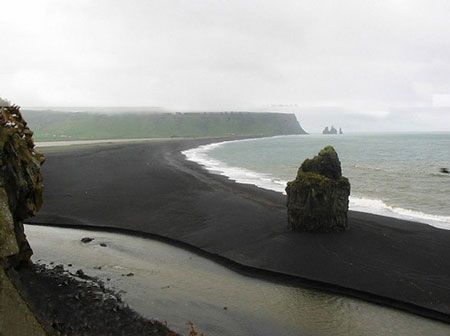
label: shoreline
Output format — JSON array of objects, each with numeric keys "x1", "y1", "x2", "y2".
[
  {"x1": 25, "y1": 221, "x2": 450, "y2": 325},
  {"x1": 28, "y1": 137, "x2": 450, "y2": 323},
  {"x1": 182, "y1": 136, "x2": 450, "y2": 229},
  {"x1": 24, "y1": 223, "x2": 450, "y2": 336},
  {"x1": 17, "y1": 262, "x2": 177, "y2": 336}
]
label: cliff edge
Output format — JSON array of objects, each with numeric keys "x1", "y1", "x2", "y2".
[
  {"x1": 0, "y1": 105, "x2": 46, "y2": 335},
  {"x1": 22, "y1": 110, "x2": 307, "y2": 141}
]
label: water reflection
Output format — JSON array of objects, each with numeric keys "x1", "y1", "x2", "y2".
[{"x1": 26, "y1": 225, "x2": 450, "y2": 336}]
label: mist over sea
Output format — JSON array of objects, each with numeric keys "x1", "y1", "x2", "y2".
[{"x1": 184, "y1": 132, "x2": 450, "y2": 230}]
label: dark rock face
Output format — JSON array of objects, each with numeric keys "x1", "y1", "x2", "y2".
[
  {"x1": 0, "y1": 105, "x2": 46, "y2": 335},
  {"x1": 286, "y1": 146, "x2": 350, "y2": 232},
  {"x1": 322, "y1": 126, "x2": 338, "y2": 134},
  {"x1": 0, "y1": 105, "x2": 45, "y2": 267}
]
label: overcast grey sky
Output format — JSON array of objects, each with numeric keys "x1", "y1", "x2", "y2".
[{"x1": 1, "y1": 0, "x2": 450, "y2": 131}]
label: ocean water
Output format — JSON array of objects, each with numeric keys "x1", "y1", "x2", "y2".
[{"x1": 183, "y1": 133, "x2": 450, "y2": 230}]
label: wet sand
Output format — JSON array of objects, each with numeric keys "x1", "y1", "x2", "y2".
[
  {"x1": 17, "y1": 261, "x2": 175, "y2": 336},
  {"x1": 28, "y1": 138, "x2": 450, "y2": 323},
  {"x1": 25, "y1": 224, "x2": 450, "y2": 336}
]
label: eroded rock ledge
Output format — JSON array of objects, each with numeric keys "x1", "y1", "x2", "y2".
[{"x1": 0, "y1": 105, "x2": 46, "y2": 334}]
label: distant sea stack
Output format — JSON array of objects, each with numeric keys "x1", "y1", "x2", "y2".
[
  {"x1": 322, "y1": 126, "x2": 343, "y2": 134},
  {"x1": 285, "y1": 146, "x2": 350, "y2": 232}
]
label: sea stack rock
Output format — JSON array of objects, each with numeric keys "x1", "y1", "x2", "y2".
[
  {"x1": 322, "y1": 126, "x2": 337, "y2": 134},
  {"x1": 285, "y1": 146, "x2": 350, "y2": 232},
  {"x1": 0, "y1": 105, "x2": 45, "y2": 267}
]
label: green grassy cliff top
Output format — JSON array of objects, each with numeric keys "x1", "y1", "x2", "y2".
[{"x1": 22, "y1": 110, "x2": 307, "y2": 141}]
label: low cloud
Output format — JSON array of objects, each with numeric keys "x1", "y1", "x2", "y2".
[{"x1": 1, "y1": 0, "x2": 450, "y2": 130}]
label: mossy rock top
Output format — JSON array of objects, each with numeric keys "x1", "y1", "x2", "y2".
[{"x1": 297, "y1": 145, "x2": 342, "y2": 180}]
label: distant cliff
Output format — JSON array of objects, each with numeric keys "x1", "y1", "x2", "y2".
[{"x1": 22, "y1": 110, "x2": 307, "y2": 141}]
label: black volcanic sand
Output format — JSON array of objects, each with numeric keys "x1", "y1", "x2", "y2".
[
  {"x1": 29, "y1": 138, "x2": 450, "y2": 323},
  {"x1": 17, "y1": 263, "x2": 177, "y2": 336}
]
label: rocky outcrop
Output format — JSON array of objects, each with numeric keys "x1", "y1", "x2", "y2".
[
  {"x1": 322, "y1": 126, "x2": 338, "y2": 134},
  {"x1": 0, "y1": 105, "x2": 45, "y2": 267},
  {"x1": 285, "y1": 146, "x2": 350, "y2": 232},
  {"x1": 0, "y1": 105, "x2": 46, "y2": 335}
]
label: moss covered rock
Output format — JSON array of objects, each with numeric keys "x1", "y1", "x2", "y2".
[
  {"x1": 286, "y1": 146, "x2": 350, "y2": 232},
  {"x1": 0, "y1": 105, "x2": 45, "y2": 266}
]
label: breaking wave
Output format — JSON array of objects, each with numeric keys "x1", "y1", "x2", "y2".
[{"x1": 182, "y1": 140, "x2": 450, "y2": 230}]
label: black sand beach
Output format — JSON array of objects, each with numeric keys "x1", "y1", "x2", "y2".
[{"x1": 29, "y1": 138, "x2": 450, "y2": 323}]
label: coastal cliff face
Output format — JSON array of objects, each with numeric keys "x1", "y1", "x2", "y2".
[
  {"x1": 22, "y1": 110, "x2": 307, "y2": 141},
  {"x1": 0, "y1": 105, "x2": 46, "y2": 335},
  {"x1": 286, "y1": 146, "x2": 350, "y2": 232},
  {"x1": 0, "y1": 105, "x2": 45, "y2": 267}
]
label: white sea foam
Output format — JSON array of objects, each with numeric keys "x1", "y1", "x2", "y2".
[
  {"x1": 183, "y1": 140, "x2": 288, "y2": 193},
  {"x1": 182, "y1": 141, "x2": 450, "y2": 230},
  {"x1": 349, "y1": 197, "x2": 450, "y2": 230}
]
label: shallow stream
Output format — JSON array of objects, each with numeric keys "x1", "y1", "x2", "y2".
[{"x1": 25, "y1": 225, "x2": 450, "y2": 336}]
